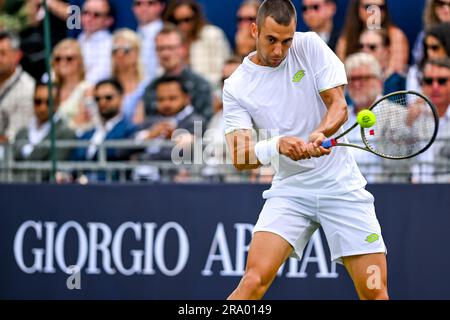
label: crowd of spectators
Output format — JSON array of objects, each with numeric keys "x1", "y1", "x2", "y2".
[{"x1": 0, "y1": 0, "x2": 449, "y2": 183}]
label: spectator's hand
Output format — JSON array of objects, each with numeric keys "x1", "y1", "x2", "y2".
[
  {"x1": 307, "y1": 132, "x2": 331, "y2": 158},
  {"x1": 278, "y1": 136, "x2": 311, "y2": 161},
  {"x1": 148, "y1": 121, "x2": 176, "y2": 139},
  {"x1": 406, "y1": 103, "x2": 424, "y2": 127},
  {"x1": 73, "y1": 104, "x2": 92, "y2": 128}
]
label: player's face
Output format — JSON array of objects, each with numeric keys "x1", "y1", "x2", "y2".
[
  {"x1": 422, "y1": 64, "x2": 450, "y2": 109},
  {"x1": 252, "y1": 16, "x2": 296, "y2": 67}
]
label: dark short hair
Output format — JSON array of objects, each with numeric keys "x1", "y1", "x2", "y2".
[
  {"x1": 0, "y1": 31, "x2": 21, "y2": 49},
  {"x1": 256, "y1": 0, "x2": 297, "y2": 30},
  {"x1": 95, "y1": 78, "x2": 124, "y2": 95},
  {"x1": 157, "y1": 23, "x2": 186, "y2": 43},
  {"x1": 154, "y1": 76, "x2": 189, "y2": 94},
  {"x1": 425, "y1": 22, "x2": 450, "y2": 57},
  {"x1": 84, "y1": 0, "x2": 113, "y2": 16},
  {"x1": 34, "y1": 81, "x2": 61, "y2": 106},
  {"x1": 422, "y1": 57, "x2": 450, "y2": 72},
  {"x1": 163, "y1": 0, "x2": 206, "y2": 41}
]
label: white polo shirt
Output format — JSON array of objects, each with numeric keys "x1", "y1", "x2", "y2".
[{"x1": 223, "y1": 32, "x2": 366, "y2": 196}]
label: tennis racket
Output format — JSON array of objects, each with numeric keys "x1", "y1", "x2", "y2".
[{"x1": 322, "y1": 90, "x2": 439, "y2": 160}]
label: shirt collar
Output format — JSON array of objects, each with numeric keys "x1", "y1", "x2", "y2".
[
  {"x1": 138, "y1": 19, "x2": 163, "y2": 33},
  {"x1": 101, "y1": 114, "x2": 123, "y2": 133},
  {"x1": 79, "y1": 30, "x2": 111, "y2": 41},
  {"x1": 0, "y1": 66, "x2": 22, "y2": 92}
]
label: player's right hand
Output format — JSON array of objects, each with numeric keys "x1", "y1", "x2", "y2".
[{"x1": 278, "y1": 136, "x2": 312, "y2": 161}]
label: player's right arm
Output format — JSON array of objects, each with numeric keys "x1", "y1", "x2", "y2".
[
  {"x1": 225, "y1": 130, "x2": 312, "y2": 171},
  {"x1": 223, "y1": 77, "x2": 311, "y2": 171},
  {"x1": 225, "y1": 129, "x2": 261, "y2": 171}
]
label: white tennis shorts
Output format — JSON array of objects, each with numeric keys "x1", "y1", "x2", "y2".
[{"x1": 253, "y1": 188, "x2": 387, "y2": 264}]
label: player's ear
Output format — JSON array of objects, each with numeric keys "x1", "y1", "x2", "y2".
[{"x1": 251, "y1": 22, "x2": 258, "y2": 39}]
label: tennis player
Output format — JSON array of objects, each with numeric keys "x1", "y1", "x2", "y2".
[{"x1": 224, "y1": 0, "x2": 388, "y2": 300}]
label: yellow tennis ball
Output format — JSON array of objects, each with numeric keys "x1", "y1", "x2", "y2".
[{"x1": 357, "y1": 109, "x2": 376, "y2": 128}]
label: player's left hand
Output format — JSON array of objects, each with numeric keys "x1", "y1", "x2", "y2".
[{"x1": 307, "y1": 132, "x2": 332, "y2": 158}]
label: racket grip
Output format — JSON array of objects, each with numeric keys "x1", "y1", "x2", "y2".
[{"x1": 322, "y1": 138, "x2": 337, "y2": 149}]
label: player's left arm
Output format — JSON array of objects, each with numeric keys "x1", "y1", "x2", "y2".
[{"x1": 307, "y1": 85, "x2": 348, "y2": 157}]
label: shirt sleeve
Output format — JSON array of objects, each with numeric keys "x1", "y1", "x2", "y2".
[
  {"x1": 301, "y1": 32, "x2": 348, "y2": 93},
  {"x1": 222, "y1": 81, "x2": 253, "y2": 135}
]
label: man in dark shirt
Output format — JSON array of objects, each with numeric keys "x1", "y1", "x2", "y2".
[{"x1": 143, "y1": 24, "x2": 213, "y2": 120}]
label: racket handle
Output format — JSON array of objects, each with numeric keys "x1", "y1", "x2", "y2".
[{"x1": 322, "y1": 138, "x2": 337, "y2": 149}]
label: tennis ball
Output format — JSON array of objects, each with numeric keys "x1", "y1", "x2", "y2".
[{"x1": 357, "y1": 109, "x2": 376, "y2": 128}]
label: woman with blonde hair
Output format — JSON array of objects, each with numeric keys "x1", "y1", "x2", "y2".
[
  {"x1": 52, "y1": 38, "x2": 94, "y2": 132},
  {"x1": 111, "y1": 28, "x2": 148, "y2": 125}
]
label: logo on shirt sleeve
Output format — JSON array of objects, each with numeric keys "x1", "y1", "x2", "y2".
[{"x1": 292, "y1": 70, "x2": 306, "y2": 83}]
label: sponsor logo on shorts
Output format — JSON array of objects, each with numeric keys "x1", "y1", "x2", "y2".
[
  {"x1": 292, "y1": 70, "x2": 305, "y2": 83},
  {"x1": 365, "y1": 233, "x2": 380, "y2": 244}
]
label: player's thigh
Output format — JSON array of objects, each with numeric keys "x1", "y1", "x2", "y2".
[
  {"x1": 343, "y1": 253, "x2": 388, "y2": 299},
  {"x1": 245, "y1": 231, "x2": 293, "y2": 279},
  {"x1": 318, "y1": 188, "x2": 387, "y2": 264}
]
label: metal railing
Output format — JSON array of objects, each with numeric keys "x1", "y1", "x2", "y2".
[{"x1": 0, "y1": 138, "x2": 449, "y2": 184}]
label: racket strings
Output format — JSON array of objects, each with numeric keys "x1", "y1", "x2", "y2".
[{"x1": 362, "y1": 93, "x2": 438, "y2": 159}]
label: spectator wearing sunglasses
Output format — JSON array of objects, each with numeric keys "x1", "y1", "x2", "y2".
[
  {"x1": 358, "y1": 29, "x2": 405, "y2": 94},
  {"x1": 14, "y1": 81, "x2": 75, "y2": 162},
  {"x1": 336, "y1": 0, "x2": 409, "y2": 75},
  {"x1": 78, "y1": 0, "x2": 114, "y2": 85},
  {"x1": 411, "y1": 58, "x2": 450, "y2": 183},
  {"x1": 51, "y1": 39, "x2": 95, "y2": 133},
  {"x1": 301, "y1": 0, "x2": 340, "y2": 51},
  {"x1": 164, "y1": 0, "x2": 231, "y2": 89},
  {"x1": 132, "y1": 0, "x2": 165, "y2": 81},
  {"x1": 407, "y1": 22, "x2": 450, "y2": 93},
  {"x1": 411, "y1": 0, "x2": 450, "y2": 69},
  {"x1": 73, "y1": 79, "x2": 137, "y2": 162},
  {"x1": 111, "y1": 28, "x2": 148, "y2": 126},
  {"x1": 235, "y1": 0, "x2": 260, "y2": 59}
]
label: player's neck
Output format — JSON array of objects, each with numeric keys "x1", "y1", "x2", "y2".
[{"x1": 250, "y1": 53, "x2": 263, "y2": 66}]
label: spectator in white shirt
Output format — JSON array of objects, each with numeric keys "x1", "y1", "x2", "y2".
[
  {"x1": 412, "y1": 58, "x2": 450, "y2": 183},
  {"x1": 0, "y1": 31, "x2": 35, "y2": 142},
  {"x1": 132, "y1": 0, "x2": 165, "y2": 81},
  {"x1": 344, "y1": 53, "x2": 385, "y2": 183},
  {"x1": 78, "y1": 0, "x2": 114, "y2": 85}
]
